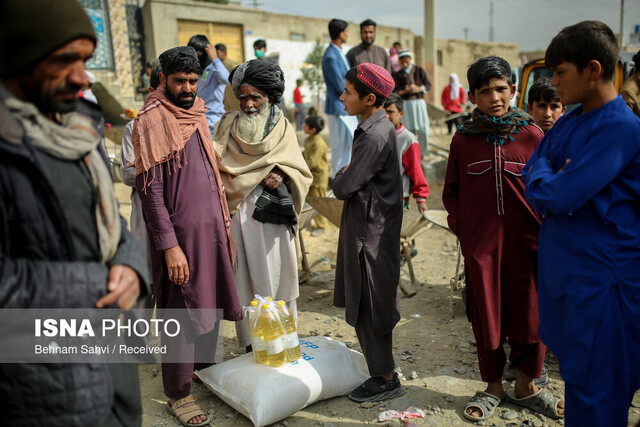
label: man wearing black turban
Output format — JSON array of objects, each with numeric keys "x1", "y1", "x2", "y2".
[
  {"x1": 214, "y1": 60, "x2": 312, "y2": 353},
  {"x1": 230, "y1": 59, "x2": 287, "y2": 125}
]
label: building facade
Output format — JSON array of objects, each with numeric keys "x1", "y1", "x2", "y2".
[
  {"x1": 435, "y1": 38, "x2": 519, "y2": 103},
  {"x1": 142, "y1": 0, "x2": 417, "y2": 109},
  {"x1": 79, "y1": 0, "x2": 520, "y2": 121}
]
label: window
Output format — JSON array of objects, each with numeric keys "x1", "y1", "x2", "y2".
[
  {"x1": 290, "y1": 32, "x2": 306, "y2": 41},
  {"x1": 437, "y1": 50, "x2": 443, "y2": 66}
]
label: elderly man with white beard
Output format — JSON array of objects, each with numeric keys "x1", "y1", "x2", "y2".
[{"x1": 213, "y1": 59, "x2": 312, "y2": 352}]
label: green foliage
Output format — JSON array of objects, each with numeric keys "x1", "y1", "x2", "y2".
[{"x1": 300, "y1": 39, "x2": 326, "y2": 109}]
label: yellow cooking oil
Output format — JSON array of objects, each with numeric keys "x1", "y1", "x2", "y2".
[
  {"x1": 254, "y1": 303, "x2": 284, "y2": 367},
  {"x1": 277, "y1": 300, "x2": 301, "y2": 362}
]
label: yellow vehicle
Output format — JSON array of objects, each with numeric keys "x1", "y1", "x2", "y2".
[{"x1": 516, "y1": 53, "x2": 635, "y2": 110}]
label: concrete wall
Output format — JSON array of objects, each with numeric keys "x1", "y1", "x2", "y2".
[
  {"x1": 109, "y1": 0, "x2": 135, "y2": 98},
  {"x1": 140, "y1": 0, "x2": 520, "y2": 112},
  {"x1": 142, "y1": 0, "x2": 415, "y2": 108},
  {"x1": 520, "y1": 49, "x2": 546, "y2": 65},
  {"x1": 435, "y1": 39, "x2": 519, "y2": 107}
]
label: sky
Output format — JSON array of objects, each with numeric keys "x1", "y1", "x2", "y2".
[{"x1": 249, "y1": 0, "x2": 640, "y2": 52}]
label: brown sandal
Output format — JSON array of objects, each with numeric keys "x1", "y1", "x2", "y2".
[{"x1": 166, "y1": 395, "x2": 211, "y2": 426}]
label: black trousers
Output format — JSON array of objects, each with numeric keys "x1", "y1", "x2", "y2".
[
  {"x1": 99, "y1": 364, "x2": 143, "y2": 427},
  {"x1": 354, "y1": 251, "x2": 395, "y2": 377}
]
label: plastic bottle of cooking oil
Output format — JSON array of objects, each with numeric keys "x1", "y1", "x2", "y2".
[
  {"x1": 247, "y1": 299, "x2": 259, "y2": 335},
  {"x1": 277, "y1": 300, "x2": 301, "y2": 362},
  {"x1": 248, "y1": 300, "x2": 268, "y2": 364},
  {"x1": 254, "y1": 303, "x2": 284, "y2": 367}
]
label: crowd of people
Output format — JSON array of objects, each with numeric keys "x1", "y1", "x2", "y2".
[
  {"x1": 321, "y1": 18, "x2": 434, "y2": 179},
  {"x1": 0, "y1": 1, "x2": 639, "y2": 426}
]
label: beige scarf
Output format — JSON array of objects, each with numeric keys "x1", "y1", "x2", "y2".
[
  {"x1": 0, "y1": 84, "x2": 120, "y2": 263},
  {"x1": 214, "y1": 110, "x2": 312, "y2": 215}
]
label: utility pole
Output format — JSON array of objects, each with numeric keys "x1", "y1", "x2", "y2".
[
  {"x1": 463, "y1": 27, "x2": 469, "y2": 40},
  {"x1": 619, "y1": 0, "x2": 625, "y2": 49},
  {"x1": 424, "y1": 0, "x2": 437, "y2": 102},
  {"x1": 489, "y1": 2, "x2": 494, "y2": 42},
  {"x1": 245, "y1": 0, "x2": 262, "y2": 8}
]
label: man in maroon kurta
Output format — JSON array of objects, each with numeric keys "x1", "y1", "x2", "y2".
[
  {"x1": 442, "y1": 56, "x2": 562, "y2": 421},
  {"x1": 134, "y1": 46, "x2": 242, "y2": 426}
]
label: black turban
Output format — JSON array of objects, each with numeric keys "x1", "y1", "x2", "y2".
[
  {"x1": 229, "y1": 59, "x2": 285, "y2": 105},
  {"x1": 159, "y1": 46, "x2": 202, "y2": 77}
]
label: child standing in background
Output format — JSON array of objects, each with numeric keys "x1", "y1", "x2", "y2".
[
  {"x1": 303, "y1": 116, "x2": 329, "y2": 236},
  {"x1": 526, "y1": 77, "x2": 566, "y2": 134},
  {"x1": 294, "y1": 79, "x2": 305, "y2": 131},
  {"x1": 384, "y1": 93, "x2": 429, "y2": 213}
]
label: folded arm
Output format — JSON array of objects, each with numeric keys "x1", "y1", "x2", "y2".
[
  {"x1": 524, "y1": 125, "x2": 639, "y2": 215},
  {"x1": 332, "y1": 134, "x2": 387, "y2": 200}
]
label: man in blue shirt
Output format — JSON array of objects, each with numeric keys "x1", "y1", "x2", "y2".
[
  {"x1": 523, "y1": 21, "x2": 640, "y2": 427},
  {"x1": 322, "y1": 19, "x2": 359, "y2": 177},
  {"x1": 188, "y1": 35, "x2": 230, "y2": 135}
]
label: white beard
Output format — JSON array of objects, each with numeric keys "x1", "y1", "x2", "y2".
[{"x1": 236, "y1": 103, "x2": 270, "y2": 143}]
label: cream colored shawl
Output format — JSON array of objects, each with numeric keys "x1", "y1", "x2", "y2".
[{"x1": 214, "y1": 110, "x2": 312, "y2": 215}]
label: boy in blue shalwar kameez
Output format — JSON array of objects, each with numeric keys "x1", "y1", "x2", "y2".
[{"x1": 523, "y1": 20, "x2": 640, "y2": 427}]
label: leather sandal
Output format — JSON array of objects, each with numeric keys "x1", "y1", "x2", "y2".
[{"x1": 166, "y1": 395, "x2": 211, "y2": 426}]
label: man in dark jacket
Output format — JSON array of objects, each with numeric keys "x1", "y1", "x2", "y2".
[{"x1": 0, "y1": 0, "x2": 149, "y2": 425}]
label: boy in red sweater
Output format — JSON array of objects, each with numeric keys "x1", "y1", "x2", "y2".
[{"x1": 384, "y1": 93, "x2": 429, "y2": 212}]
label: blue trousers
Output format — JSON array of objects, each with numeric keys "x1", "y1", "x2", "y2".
[
  {"x1": 563, "y1": 287, "x2": 640, "y2": 427},
  {"x1": 327, "y1": 114, "x2": 357, "y2": 176}
]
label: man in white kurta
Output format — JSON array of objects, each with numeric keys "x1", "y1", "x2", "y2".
[{"x1": 214, "y1": 59, "x2": 312, "y2": 348}]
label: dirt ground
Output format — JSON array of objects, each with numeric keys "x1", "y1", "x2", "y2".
[{"x1": 111, "y1": 132, "x2": 640, "y2": 427}]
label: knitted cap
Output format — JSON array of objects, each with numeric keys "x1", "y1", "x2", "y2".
[
  {"x1": 397, "y1": 49, "x2": 412, "y2": 59},
  {"x1": 356, "y1": 63, "x2": 395, "y2": 98},
  {"x1": 0, "y1": 0, "x2": 96, "y2": 78}
]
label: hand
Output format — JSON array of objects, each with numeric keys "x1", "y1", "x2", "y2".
[
  {"x1": 558, "y1": 158, "x2": 571, "y2": 172},
  {"x1": 417, "y1": 201, "x2": 428, "y2": 214},
  {"x1": 262, "y1": 169, "x2": 286, "y2": 190},
  {"x1": 205, "y1": 44, "x2": 218, "y2": 61},
  {"x1": 336, "y1": 164, "x2": 349, "y2": 175},
  {"x1": 164, "y1": 245, "x2": 190, "y2": 285},
  {"x1": 96, "y1": 265, "x2": 141, "y2": 309}
]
